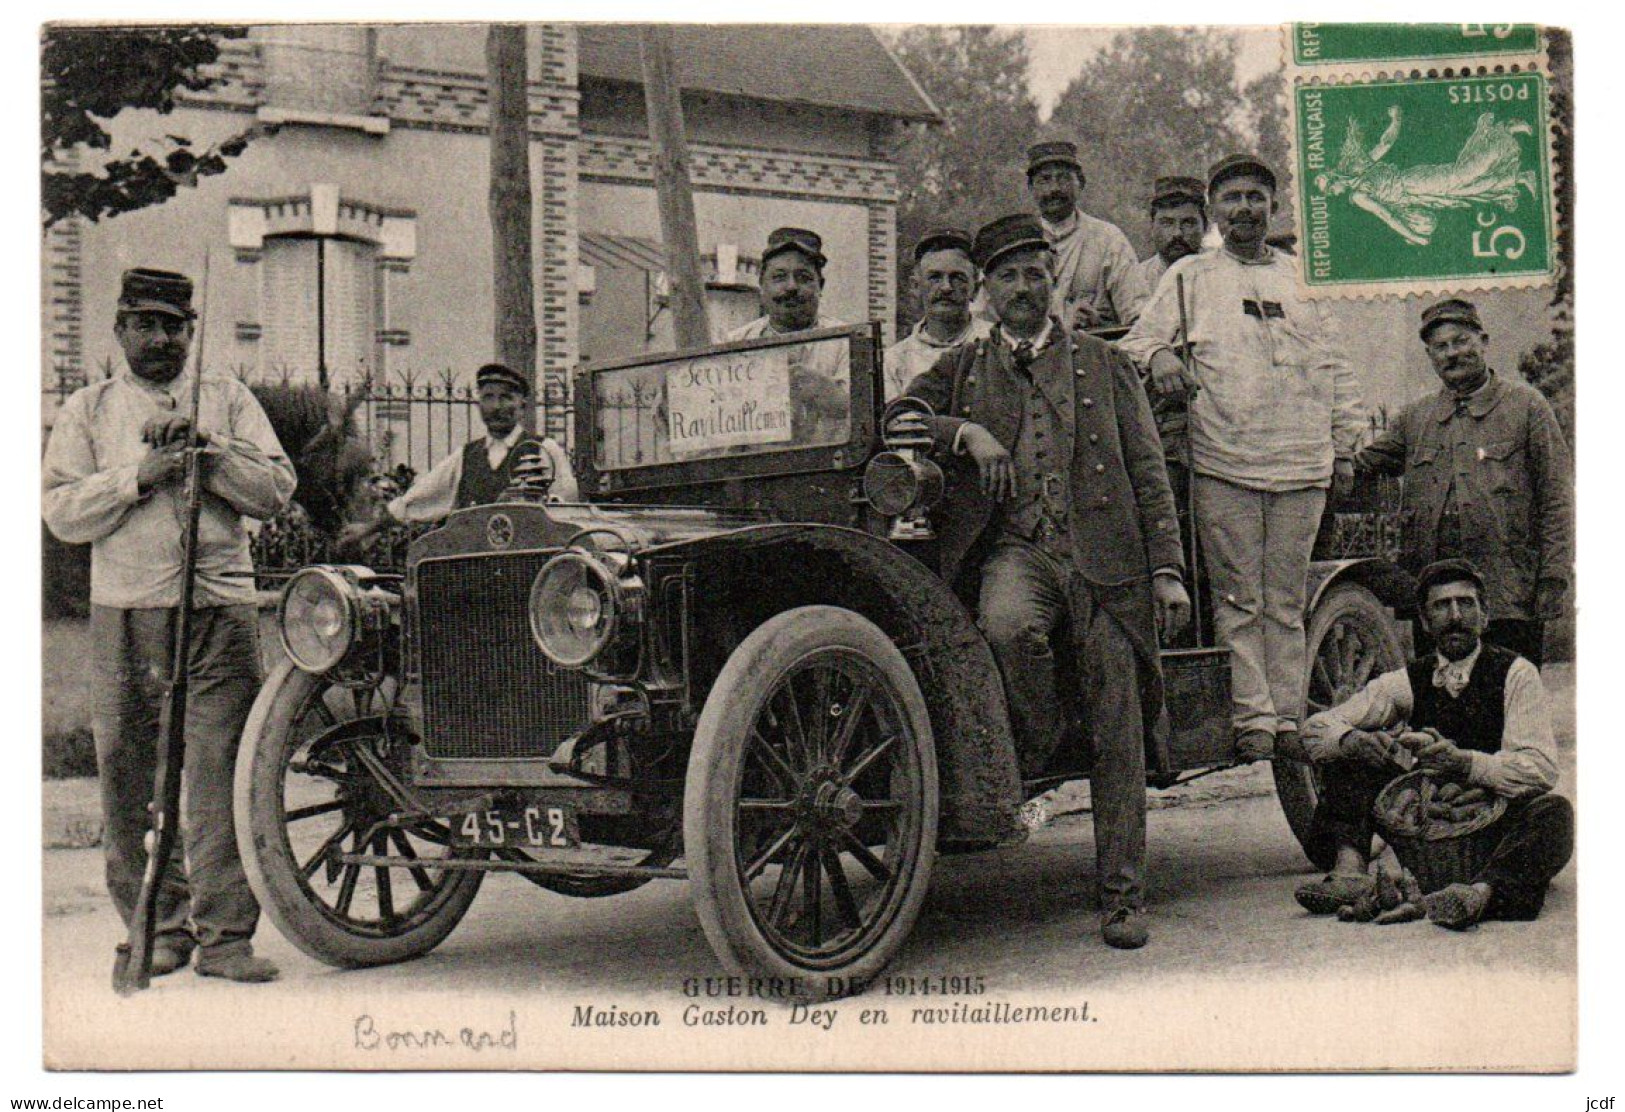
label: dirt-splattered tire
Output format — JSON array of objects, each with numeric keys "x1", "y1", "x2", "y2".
[
  {"x1": 235, "y1": 662, "x2": 483, "y2": 968},
  {"x1": 684, "y1": 606, "x2": 938, "y2": 998},
  {"x1": 1274, "y1": 583, "x2": 1406, "y2": 869}
]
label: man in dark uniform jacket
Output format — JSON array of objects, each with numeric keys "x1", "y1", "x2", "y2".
[
  {"x1": 343, "y1": 363, "x2": 576, "y2": 545},
  {"x1": 1297, "y1": 559, "x2": 1574, "y2": 927},
  {"x1": 902, "y1": 213, "x2": 1190, "y2": 950}
]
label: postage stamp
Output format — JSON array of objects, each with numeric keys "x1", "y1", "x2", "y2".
[
  {"x1": 1289, "y1": 23, "x2": 1545, "y2": 73},
  {"x1": 1292, "y1": 70, "x2": 1555, "y2": 298}
]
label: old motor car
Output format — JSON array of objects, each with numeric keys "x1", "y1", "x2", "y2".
[{"x1": 236, "y1": 324, "x2": 1412, "y2": 993}]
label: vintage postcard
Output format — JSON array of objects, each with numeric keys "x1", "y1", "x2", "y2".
[{"x1": 35, "y1": 19, "x2": 1579, "y2": 1079}]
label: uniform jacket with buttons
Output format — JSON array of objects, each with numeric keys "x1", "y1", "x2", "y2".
[
  {"x1": 1356, "y1": 371, "x2": 1573, "y2": 622},
  {"x1": 904, "y1": 324, "x2": 1185, "y2": 594},
  {"x1": 904, "y1": 324, "x2": 1185, "y2": 743}
]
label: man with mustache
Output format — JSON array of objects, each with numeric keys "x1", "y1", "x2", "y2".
[
  {"x1": 1355, "y1": 298, "x2": 1572, "y2": 665},
  {"x1": 723, "y1": 227, "x2": 845, "y2": 341},
  {"x1": 339, "y1": 362, "x2": 578, "y2": 549},
  {"x1": 1121, "y1": 154, "x2": 1365, "y2": 764},
  {"x1": 1130, "y1": 176, "x2": 1209, "y2": 297},
  {"x1": 1027, "y1": 140, "x2": 1151, "y2": 331},
  {"x1": 883, "y1": 227, "x2": 990, "y2": 400},
  {"x1": 1294, "y1": 560, "x2": 1573, "y2": 928},
  {"x1": 43, "y1": 268, "x2": 297, "y2": 983},
  {"x1": 902, "y1": 214, "x2": 1189, "y2": 950},
  {"x1": 723, "y1": 227, "x2": 851, "y2": 444}
]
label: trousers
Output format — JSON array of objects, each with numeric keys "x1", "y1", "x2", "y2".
[
  {"x1": 978, "y1": 536, "x2": 1146, "y2": 910},
  {"x1": 1194, "y1": 476, "x2": 1326, "y2": 735},
  {"x1": 1307, "y1": 758, "x2": 1574, "y2": 917},
  {"x1": 91, "y1": 604, "x2": 264, "y2": 957}
]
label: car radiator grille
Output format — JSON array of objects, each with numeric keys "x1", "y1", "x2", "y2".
[{"x1": 415, "y1": 552, "x2": 591, "y2": 761}]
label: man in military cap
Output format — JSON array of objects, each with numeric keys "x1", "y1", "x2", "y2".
[
  {"x1": 43, "y1": 268, "x2": 297, "y2": 983},
  {"x1": 1027, "y1": 140, "x2": 1151, "y2": 331},
  {"x1": 723, "y1": 227, "x2": 847, "y2": 341},
  {"x1": 883, "y1": 227, "x2": 990, "y2": 400},
  {"x1": 1131, "y1": 175, "x2": 1209, "y2": 296},
  {"x1": 1355, "y1": 298, "x2": 1572, "y2": 664},
  {"x1": 344, "y1": 362, "x2": 578, "y2": 540},
  {"x1": 1296, "y1": 559, "x2": 1572, "y2": 927},
  {"x1": 1122, "y1": 154, "x2": 1365, "y2": 763},
  {"x1": 902, "y1": 213, "x2": 1189, "y2": 950}
]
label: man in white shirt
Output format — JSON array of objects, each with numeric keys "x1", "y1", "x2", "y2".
[
  {"x1": 1121, "y1": 154, "x2": 1365, "y2": 762},
  {"x1": 883, "y1": 227, "x2": 990, "y2": 399},
  {"x1": 43, "y1": 268, "x2": 297, "y2": 984},
  {"x1": 1027, "y1": 140, "x2": 1151, "y2": 331},
  {"x1": 1295, "y1": 560, "x2": 1573, "y2": 928},
  {"x1": 344, "y1": 363, "x2": 577, "y2": 542},
  {"x1": 722, "y1": 227, "x2": 846, "y2": 342}
]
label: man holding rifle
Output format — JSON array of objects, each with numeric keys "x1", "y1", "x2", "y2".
[{"x1": 43, "y1": 268, "x2": 296, "y2": 984}]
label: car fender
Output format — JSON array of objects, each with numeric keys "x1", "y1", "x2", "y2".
[{"x1": 646, "y1": 523, "x2": 1025, "y2": 846}]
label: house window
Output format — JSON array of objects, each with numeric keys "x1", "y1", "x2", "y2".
[
  {"x1": 259, "y1": 235, "x2": 378, "y2": 384},
  {"x1": 256, "y1": 26, "x2": 377, "y2": 117}
]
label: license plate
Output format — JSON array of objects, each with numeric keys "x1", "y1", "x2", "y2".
[{"x1": 447, "y1": 803, "x2": 580, "y2": 849}]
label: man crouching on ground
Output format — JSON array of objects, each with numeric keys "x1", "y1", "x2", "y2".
[{"x1": 1295, "y1": 559, "x2": 1573, "y2": 928}]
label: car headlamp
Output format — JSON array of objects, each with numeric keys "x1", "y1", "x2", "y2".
[
  {"x1": 280, "y1": 567, "x2": 360, "y2": 673},
  {"x1": 529, "y1": 550, "x2": 629, "y2": 668}
]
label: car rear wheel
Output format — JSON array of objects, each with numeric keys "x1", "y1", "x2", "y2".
[
  {"x1": 235, "y1": 663, "x2": 484, "y2": 968},
  {"x1": 1274, "y1": 583, "x2": 1406, "y2": 870},
  {"x1": 684, "y1": 606, "x2": 938, "y2": 998}
]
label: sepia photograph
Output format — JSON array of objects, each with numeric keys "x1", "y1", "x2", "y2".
[{"x1": 23, "y1": 10, "x2": 1599, "y2": 1088}]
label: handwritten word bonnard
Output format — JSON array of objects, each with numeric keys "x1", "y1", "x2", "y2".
[{"x1": 353, "y1": 1012, "x2": 519, "y2": 1052}]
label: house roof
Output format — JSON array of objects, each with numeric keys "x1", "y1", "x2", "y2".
[{"x1": 576, "y1": 25, "x2": 940, "y2": 124}]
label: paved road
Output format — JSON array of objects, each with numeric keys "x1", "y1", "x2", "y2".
[{"x1": 42, "y1": 670, "x2": 1576, "y2": 1072}]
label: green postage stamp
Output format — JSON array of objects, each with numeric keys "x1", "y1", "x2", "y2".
[
  {"x1": 1290, "y1": 23, "x2": 1543, "y2": 69},
  {"x1": 1292, "y1": 71, "x2": 1555, "y2": 297}
]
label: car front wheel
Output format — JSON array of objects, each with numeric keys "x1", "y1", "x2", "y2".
[{"x1": 684, "y1": 606, "x2": 938, "y2": 998}]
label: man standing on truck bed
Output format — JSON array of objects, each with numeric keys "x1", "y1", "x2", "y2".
[
  {"x1": 902, "y1": 214, "x2": 1190, "y2": 950},
  {"x1": 1121, "y1": 154, "x2": 1365, "y2": 765}
]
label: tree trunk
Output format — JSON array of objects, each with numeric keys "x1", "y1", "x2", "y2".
[
  {"x1": 487, "y1": 24, "x2": 538, "y2": 415},
  {"x1": 638, "y1": 25, "x2": 710, "y2": 349}
]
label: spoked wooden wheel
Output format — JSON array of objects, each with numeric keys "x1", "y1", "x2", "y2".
[
  {"x1": 685, "y1": 607, "x2": 937, "y2": 996},
  {"x1": 236, "y1": 663, "x2": 483, "y2": 967},
  {"x1": 1273, "y1": 583, "x2": 1405, "y2": 869}
]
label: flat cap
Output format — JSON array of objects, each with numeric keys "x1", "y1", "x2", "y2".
[
  {"x1": 1151, "y1": 175, "x2": 1208, "y2": 210},
  {"x1": 972, "y1": 213, "x2": 1051, "y2": 274},
  {"x1": 1419, "y1": 297, "x2": 1485, "y2": 340},
  {"x1": 762, "y1": 227, "x2": 827, "y2": 269},
  {"x1": 118, "y1": 268, "x2": 195, "y2": 319},
  {"x1": 1207, "y1": 153, "x2": 1278, "y2": 196},
  {"x1": 912, "y1": 227, "x2": 975, "y2": 265},
  {"x1": 1415, "y1": 558, "x2": 1486, "y2": 612},
  {"x1": 475, "y1": 362, "x2": 530, "y2": 395},
  {"x1": 1027, "y1": 140, "x2": 1083, "y2": 179}
]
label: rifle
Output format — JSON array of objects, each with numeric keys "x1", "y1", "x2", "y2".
[
  {"x1": 1175, "y1": 273, "x2": 1204, "y2": 646},
  {"x1": 113, "y1": 254, "x2": 211, "y2": 995}
]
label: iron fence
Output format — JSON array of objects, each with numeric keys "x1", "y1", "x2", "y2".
[{"x1": 43, "y1": 364, "x2": 574, "y2": 478}]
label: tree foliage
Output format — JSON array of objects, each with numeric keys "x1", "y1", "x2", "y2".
[
  {"x1": 41, "y1": 25, "x2": 259, "y2": 228},
  {"x1": 1047, "y1": 28, "x2": 1291, "y2": 255},
  {"x1": 886, "y1": 27, "x2": 1040, "y2": 328}
]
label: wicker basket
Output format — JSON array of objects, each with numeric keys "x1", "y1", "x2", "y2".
[{"x1": 1373, "y1": 770, "x2": 1509, "y2": 895}]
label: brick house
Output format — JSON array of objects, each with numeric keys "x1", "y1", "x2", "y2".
[{"x1": 42, "y1": 23, "x2": 939, "y2": 458}]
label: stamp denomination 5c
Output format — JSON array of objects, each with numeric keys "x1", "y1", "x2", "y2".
[{"x1": 1292, "y1": 72, "x2": 1554, "y2": 298}]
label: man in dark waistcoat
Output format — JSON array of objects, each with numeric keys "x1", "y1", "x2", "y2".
[
  {"x1": 1296, "y1": 560, "x2": 1573, "y2": 927},
  {"x1": 343, "y1": 363, "x2": 578, "y2": 546},
  {"x1": 902, "y1": 213, "x2": 1190, "y2": 950}
]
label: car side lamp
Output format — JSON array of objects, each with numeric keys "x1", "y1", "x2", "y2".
[{"x1": 865, "y1": 397, "x2": 944, "y2": 541}]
